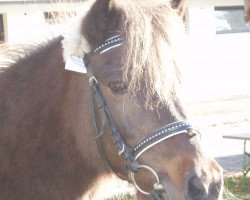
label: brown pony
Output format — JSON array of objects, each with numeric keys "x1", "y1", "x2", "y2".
[{"x1": 0, "y1": 0, "x2": 223, "y2": 200}]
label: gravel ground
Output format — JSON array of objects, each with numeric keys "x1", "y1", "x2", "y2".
[{"x1": 185, "y1": 95, "x2": 250, "y2": 176}]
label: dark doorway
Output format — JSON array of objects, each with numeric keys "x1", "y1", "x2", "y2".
[{"x1": 0, "y1": 14, "x2": 5, "y2": 42}]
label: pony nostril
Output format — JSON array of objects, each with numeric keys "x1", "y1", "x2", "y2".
[{"x1": 188, "y1": 176, "x2": 207, "y2": 200}]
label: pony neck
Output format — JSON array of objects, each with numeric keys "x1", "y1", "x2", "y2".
[{"x1": 0, "y1": 36, "x2": 114, "y2": 198}]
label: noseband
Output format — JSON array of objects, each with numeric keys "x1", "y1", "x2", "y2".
[{"x1": 79, "y1": 35, "x2": 199, "y2": 199}]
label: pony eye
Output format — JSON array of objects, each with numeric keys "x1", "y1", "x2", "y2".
[{"x1": 109, "y1": 82, "x2": 128, "y2": 94}]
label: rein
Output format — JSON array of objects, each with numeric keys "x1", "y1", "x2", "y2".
[{"x1": 80, "y1": 35, "x2": 199, "y2": 199}]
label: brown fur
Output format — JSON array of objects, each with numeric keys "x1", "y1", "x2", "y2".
[
  {"x1": 0, "y1": 37, "x2": 102, "y2": 199},
  {"x1": 0, "y1": 1, "x2": 223, "y2": 200}
]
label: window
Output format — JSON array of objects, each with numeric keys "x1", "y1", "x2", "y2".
[
  {"x1": 44, "y1": 11, "x2": 76, "y2": 25},
  {"x1": 215, "y1": 6, "x2": 249, "y2": 34},
  {"x1": 0, "y1": 14, "x2": 5, "y2": 42}
]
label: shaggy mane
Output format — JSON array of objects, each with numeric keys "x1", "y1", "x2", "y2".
[{"x1": 119, "y1": 1, "x2": 185, "y2": 109}]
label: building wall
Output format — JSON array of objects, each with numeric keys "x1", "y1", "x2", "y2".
[
  {"x1": 0, "y1": 0, "x2": 246, "y2": 43},
  {"x1": 0, "y1": 0, "x2": 247, "y2": 43},
  {"x1": 186, "y1": 0, "x2": 245, "y2": 37},
  {"x1": 0, "y1": 2, "x2": 85, "y2": 44},
  {"x1": 183, "y1": 0, "x2": 250, "y2": 101}
]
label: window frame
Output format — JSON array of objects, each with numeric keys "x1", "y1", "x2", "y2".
[
  {"x1": 0, "y1": 14, "x2": 5, "y2": 43},
  {"x1": 43, "y1": 11, "x2": 76, "y2": 25},
  {"x1": 215, "y1": 6, "x2": 249, "y2": 34}
]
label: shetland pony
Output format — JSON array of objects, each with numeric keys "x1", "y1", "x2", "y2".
[{"x1": 0, "y1": 1, "x2": 223, "y2": 200}]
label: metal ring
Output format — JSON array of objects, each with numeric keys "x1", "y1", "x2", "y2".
[
  {"x1": 129, "y1": 165, "x2": 160, "y2": 195},
  {"x1": 89, "y1": 76, "x2": 96, "y2": 83}
]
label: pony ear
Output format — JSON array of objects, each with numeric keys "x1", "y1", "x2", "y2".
[
  {"x1": 61, "y1": 0, "x2": 119, "y2": 63},
  {"x1": 171, "y1": 0, "x2": 185, "y2": 15},
  {"x1": 81, "y1": 0, "x2": 120, "y2": 47}
]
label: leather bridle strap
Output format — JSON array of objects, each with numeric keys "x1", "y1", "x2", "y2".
[
  {"x1": 88, "y1": 75, "x2": 199, "y2": 199},
  {"x1": 85, "y1": 35, "x2": 139, "y2": 173},
  {"x1": 132, "y1": 121, "x2": 194, "y2": 159},
  {"x1": 84, "y1": 35, "x2": 123, "y2": 66},
  {"x1": 89, "y1": 76, "x2": 139, "y2": 173},
  {"x1": 128, "y1": 121, "x2": 199, "y2": 197}
]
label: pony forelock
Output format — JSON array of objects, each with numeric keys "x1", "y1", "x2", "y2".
[{"x1": 120, "y1": 1, "x2": 186, "y2": 109}]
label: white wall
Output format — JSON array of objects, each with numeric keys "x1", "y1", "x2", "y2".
[
  {"x1": 0, "y1": 2, "x2": 86, "y2": 44},
  {"x1": 183, "y1": 0, "x2": 250, "y2": 101},
  {"x1": 0, "y1": 0, "x2": 246, "y2": 43},
  {"x1": 186, "y1": 0, "x2": 245, "y2": 37}
]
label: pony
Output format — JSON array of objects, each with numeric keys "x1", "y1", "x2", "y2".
[{"x1": 0, "y1": 0, "x2": 223, "y2": 199}]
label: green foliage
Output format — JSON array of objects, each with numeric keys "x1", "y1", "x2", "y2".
[
  {"x1": 224, "y1": 175, "x2": 250, "y2": 200},
  {"x1": 110, "y1": 193, "x2": 136, "y2": 200}
]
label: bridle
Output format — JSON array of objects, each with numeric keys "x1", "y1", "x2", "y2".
[
  {"x1": 80, "y1": 35, "x2": 199, "y2": 200},
  {"x1": 82, "y1": 35, "x2": 199, "y2": 199}
]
